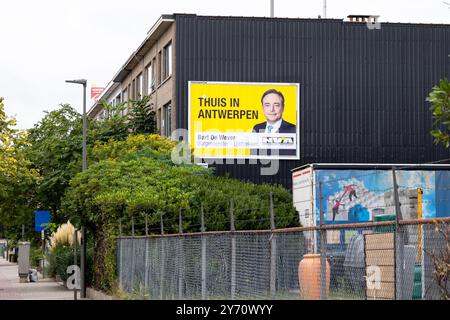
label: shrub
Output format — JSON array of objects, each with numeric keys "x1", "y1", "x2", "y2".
[
  {"x1": 47, "y1": 244, "x2": 73, "y2": 281},
  {"x1": 46, "y1": 241, "x2": 94, "y2": 284},
  {"x1": 61, "y1": 134, "x2": 297, "y2": 293},
  {"x1": 30, "y1": 246, "x2": 44, "y2": 268},
  {"x1": 46, "y1": 221, "x2": 94, "y2": 285}
]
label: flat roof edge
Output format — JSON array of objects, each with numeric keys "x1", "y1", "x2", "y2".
[
  {"x1": 292, "y1": 163, "x2": 450, "y2": 172},
  {"x1": 182, "y1": 14, "x2": 450, "y2": 27}
]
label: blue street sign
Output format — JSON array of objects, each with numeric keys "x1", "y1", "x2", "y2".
[{"x1": 35, "y1": 211, "x2": 51, "y2": 231}]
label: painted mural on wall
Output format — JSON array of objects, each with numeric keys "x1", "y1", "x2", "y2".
[{"x1": 314, "y1": 169, "x2": 448, "y2": 225}]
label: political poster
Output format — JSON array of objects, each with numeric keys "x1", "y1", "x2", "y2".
[{"x1": 189, "y1": 81, "x2": 300, "y2": 160}]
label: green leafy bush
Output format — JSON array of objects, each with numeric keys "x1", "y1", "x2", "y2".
[
  {"x1": 61, "y1": 134, "x2": 297, "y2": 293},
  {"x1": 46, "y1": 241, "x2": 94, "y2": 284},
  {"x1": 30, "y1": 246, "x2": 44, "y2": 268},
  {"x1": 427, "y1": 79, "x2": 450, "y2": 147},
  {"x1": 47, "y1": 245, "x2": 73, "y2": 281}
]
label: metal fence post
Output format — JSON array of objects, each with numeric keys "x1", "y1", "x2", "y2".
[
  {"x1": 178, "y1": 208, "x2": 183, "y2": 299},
  {"x1": 131, "y1": 216, "x2": 135, "y2": 292},
  {"x1": 144, "y1": 214, "x2": 149, "y2": 296},
  {"x1": 159, "y1": 212, "x2": 165, "y2": 300},
  {"x1": 319, "y1": 182, "x2": 327, "y2": 300},
  {"x1": 119, "y1": 219, "x2": 123, "y2": 290},
  {"x1": 230, "y1": 199, "x2": 236, "y2": 300},
  {"x1": 201, "y1": 204, "x2": 207, "y2": 300},
  {"x1": 81, "y1": 226, "x2": 86, "y2": 298},
  {"x1": 392, "y1": 167, "x2": 404, "y2": 300},
  {"x1": 269, "y1": 192, "x2": 277, "y2": 296}
]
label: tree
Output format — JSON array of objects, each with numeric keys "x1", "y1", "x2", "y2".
[
  {"x1": 92, "y1": 95, "x2": 157, "y2": 139},
  {"x1": 90, "y1": 100, "x2": 129, "y2": 143},
  {"x1": 427, "y1": 79, "x2": 450, "y2": 147},
  {"x1": 25, "y1": 104, "x2": 84, "y2": 221},
  {"x1": 127, "y1": 96, "x2": 157, "y2": 135},
  {"x1": 0, "y1": 97, "x2": 40, "y2": 240}
]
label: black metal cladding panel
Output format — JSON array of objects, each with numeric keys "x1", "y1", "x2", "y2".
[{"x1": 175, "y1": 15, "x2": 450, "y2": 189}]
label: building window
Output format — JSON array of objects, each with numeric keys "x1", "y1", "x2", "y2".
[
  {"x1": 112, "y1": 93, "x2": 121, "y2": 107},
  {"x1": 163, "y1": 102, "x2": 172, "y2": 137},
  {"x1": 157, "y1": 108, "x2": 161, "y2": 133},
  {"x1": 136, "y1": 73, "x2": 143, "y2": 99},
  {"x1": 162, "y1": 42, "x2": 172, "y2": 81},
  {"x1": 131, "y1": 79, "x2": 136, "y2": 100},
  {"x1": 122, "y1": 86, "x2": 130, "y2": 116},
  {"x1": 122, "y1": 89, "x2": 128, "y2": 116},
  {"x1": 158, "y1": 51, "x2": 162, "y2": 85},
  {"x1": 152, "y1": 58, "x2": 156, "y2": 86},
  {"x1": 146, "y1": 63, "x2": 155, "y2": 93},
  {"x1": 122, "y1": 89, "x2": 128, "y2": 102}
]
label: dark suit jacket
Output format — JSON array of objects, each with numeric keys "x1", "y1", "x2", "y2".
[
  {"x1": 251, "y1": 119, "x2": 297, "y2": 156},
  {"x1": 252, "y1": 119, "x2": 296, "y2": 134}
]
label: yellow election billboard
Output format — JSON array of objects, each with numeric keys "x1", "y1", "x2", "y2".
[{"x1": 189, "y1": 81, "x2": 299, "y2": 160}]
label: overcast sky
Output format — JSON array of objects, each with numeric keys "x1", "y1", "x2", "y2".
[{"x1": 1, "y1": 0, "x2": 449, "y2": 129}]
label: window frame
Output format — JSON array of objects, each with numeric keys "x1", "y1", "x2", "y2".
[
  {"x1": 136, "y1": 73, "x2": 143, "y2": 99},
  {"x1": 162, "y1": 42, "x2": 172, "y2": 81},
  {"x1": 163, "y1": 102, "x2": 172, "y2": 137},
  {"x1": 146, "y1": 63, "x2": 154, "y2": 94}
]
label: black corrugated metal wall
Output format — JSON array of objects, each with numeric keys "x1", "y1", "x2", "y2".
[{"x1": 175, "y1": 14, "x2": 450, "y2": 189}]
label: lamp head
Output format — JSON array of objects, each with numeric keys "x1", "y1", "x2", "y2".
[{"x1": 65, "y1": 79, "x2": 87, "y2": 85}]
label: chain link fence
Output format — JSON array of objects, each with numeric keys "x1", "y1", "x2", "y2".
[
  {"x1": 116, "y1": 218, "x2": 449, "y2": 300},
  {"x1": 115, "y1": 167, "x2": 450, "y2": 300}
]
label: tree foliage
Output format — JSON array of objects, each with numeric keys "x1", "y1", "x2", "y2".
[
  {"x1": 127, "y1": 96, "x2": 157, "y2": 135},
  {"x1": 61, "y1": 134, "x2": 297, "y2": 292},
  {"x1": 25, "y1": 104, "x2": 84, "y2": 220},
  {"x1": 0, "y1": 97, "x2": 40, "y2": 239},
  {"x1": 91, "y1": 100, "x2": 129, "y2": 143},
  {"x1": 427, "y1": 79, "x2": 450, "y2": 147},
  {"x1": 23, "y1": 97, "x2": 153, "y2": 221}
]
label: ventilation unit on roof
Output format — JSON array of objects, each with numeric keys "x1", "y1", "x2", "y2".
[{"x1": 347, "y1": 15, "x2": 380, "y2": 23}]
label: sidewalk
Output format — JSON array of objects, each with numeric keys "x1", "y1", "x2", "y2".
[{"x1": 0, "y1": 256, "x2": 75, "y2": 300}]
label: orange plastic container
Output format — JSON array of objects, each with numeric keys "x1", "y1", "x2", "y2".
[{"x1": 298, "y1": 253, "x2": 330, "y2": 300}]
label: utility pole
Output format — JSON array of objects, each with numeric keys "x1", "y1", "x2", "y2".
[{"x1": 270, "y1": 0, "x2": 274, "y2": 17}]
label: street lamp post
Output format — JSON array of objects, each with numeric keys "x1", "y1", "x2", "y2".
[
  {"x1": 65, "y1": 78, "x2": 87, "y2": 299},
  {"x1": 65, "y1": 79, "x2": 87, "y2": 171}
]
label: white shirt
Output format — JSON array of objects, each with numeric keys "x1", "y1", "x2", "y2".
[{"x1": 265, "y1": 119, "x2": 282, "y2": 133}]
